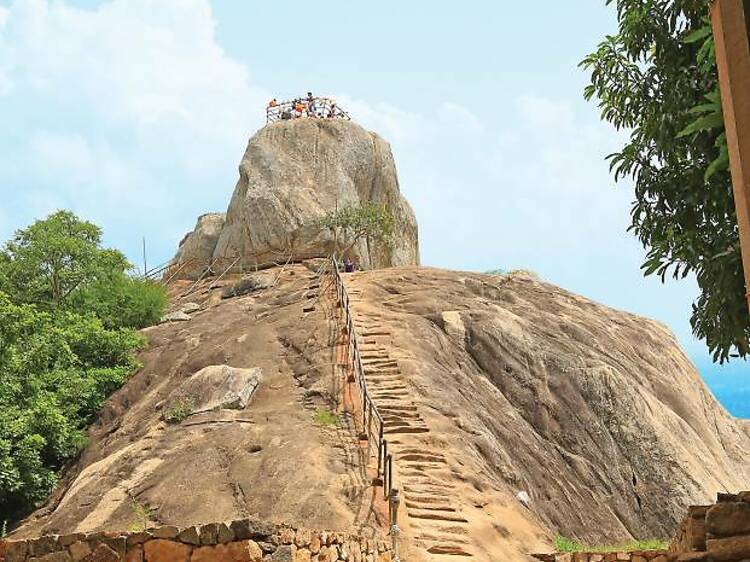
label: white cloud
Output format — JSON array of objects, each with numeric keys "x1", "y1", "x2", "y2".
[
  {"x1": 0, "y1": 0, "x2": 706, "y2": 361},
  {"x1": 332, "y1": 90, "x2": 704, "y2": 356},
  {"x1": 439, "y1": 102, "x2": 483, "y2": 133},
  {"x1": 334, "y1": 94, "x2": 429, "y2": 145},
  {"x1": 0, "y1": 0, "x2": 270, "y2": 258}
]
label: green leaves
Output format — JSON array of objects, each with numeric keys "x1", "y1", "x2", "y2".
[
  {"x1": 3, "y1": 210, "x2": 107, "y2": 307},
  {"x1": 0, "y1": 295, "x2": 143, "y2": 523},
  {"x1": 678, "y1": 112, "x2": 724, "y2": 137},
  {"x1": 315, "y1": 203, "x2": 395, "y2": 259},
  {"x1": 1, "y1": 211, "x2": 167, "y2": 329},
  {"x1": 583, "y1": 0, "x2": 748, "y2": 363},
  {"x1": 0, "y1": 212, "x2": 155, "y2": 524},
  {"x1": 683, "y1": 24, "x2": 712, "y2": 44}
]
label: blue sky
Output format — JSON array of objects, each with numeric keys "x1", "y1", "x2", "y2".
[{"x1": 0, "y1": 0, "x2": 746, "y2": 414}]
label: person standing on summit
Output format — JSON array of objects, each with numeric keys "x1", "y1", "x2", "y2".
[{"x1": 307, "y1": 92, "x2": 317, "y2": 117}]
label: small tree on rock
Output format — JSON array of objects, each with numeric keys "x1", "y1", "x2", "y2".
[{"x1": 316, "y1": 203, "x2": 395, "y2": 261}]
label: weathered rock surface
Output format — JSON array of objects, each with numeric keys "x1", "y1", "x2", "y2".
[
  {"x1": 342, "y1": 267, "x2": 750, "y2": 554},
  {"x1": 158, "y1": 310, "x2": 191, "y2": 323},
  {"x1": 174, "y1": 119, "x2": 419, "y2": 271},
  {"x1": 220, "y1": 274, "x2": 273, "y2": 299},
  {"x1": 164, "y1": 365, "x2": 262, "y2": 415},
  {"x1": 11, "y1": 265, "x2": 750, "y2": 562},
  {"x1": 11, "y1": 266, "x2": 383, "y2": 540},
  {"x1": 174, "y1": 213, "x2": 226, "y2": 264}
]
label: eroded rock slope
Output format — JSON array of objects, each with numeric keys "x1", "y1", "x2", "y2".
[
  {"x1": 342, "y1": 266, "x2": 750, "y2": 556},
  {"x1": 13, "y1": 264, "x2": 750, "y2": 562},
  {"x1": 12, "y1": 264, "x2": 384, "y2": 540}
]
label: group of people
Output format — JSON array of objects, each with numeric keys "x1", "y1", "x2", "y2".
[{"x1": 266, "y1": 92, "x2": 348, "y2": 122}]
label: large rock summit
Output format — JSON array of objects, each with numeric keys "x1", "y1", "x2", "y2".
[{"x1": 175, "y1": 119, "x2": 419, "y2": 270}]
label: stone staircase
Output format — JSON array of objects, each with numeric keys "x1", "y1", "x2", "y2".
[{"x1": 346, "y1": 286, "x2": 474, "y2": 560}]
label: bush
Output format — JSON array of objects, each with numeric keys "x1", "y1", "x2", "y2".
[
  {"x1": 485, "y1": 268, "x2": 507, "y2": 276},
  {"x1": 71, "y1": 275, "x2": 168, "y2": 330},
  {"x1": 164, "y1": 397, "x2": 195, "y2": 424},
  {"x1": 0, "y1": 295, "x2": 144, "y2": 525}
]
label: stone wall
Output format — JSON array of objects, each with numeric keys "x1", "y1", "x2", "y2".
[
  {"x1": 0, "y1": 519, "x2": 392, "y2": 562},
  {"x1": 667, "y1": 491, "x2": 750, "y2": 562}
]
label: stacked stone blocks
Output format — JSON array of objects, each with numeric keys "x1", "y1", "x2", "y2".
[{"x1": 0, "y1": 519, "x2": 392, "y2": 562}]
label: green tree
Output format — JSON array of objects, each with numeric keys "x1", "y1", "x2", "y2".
[
  {"x1": 316, "y1": 203, "x2": 395, "y2": 259},
  {"x1": 2, "y1": 210, "x2": 121, "y2": 307},
  {"x1": 0, "y1": 294, "x2": 143, "y2": 523},
  {"x1": 581, "y1": 0, "x2": 749, "y2": 362},
  {"x1": 2, "y1": 211, "x2": 166, "y2": 329},
  {"x1": 70, "y1": 274, "x2": 168, "y2": 330},
  {"x1": 0, "y1": 212, "x2": 164, "y2": 526}
]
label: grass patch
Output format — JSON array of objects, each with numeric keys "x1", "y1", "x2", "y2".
[
  {"x1": 164, "y1": 396, "x2": 194, "y2": 424},
  {"x1": 554, "y1": 535, "x2": 668, "y2": 553},
  {"x1": 554, "y1": 536, "x2": 585, "y2": 553},
  {"x1": 128, "y1": 497, "x2": 154, "y2": 532},
  {"x1": 313, "y1": 408, "x2": 340, "y2": 426}
]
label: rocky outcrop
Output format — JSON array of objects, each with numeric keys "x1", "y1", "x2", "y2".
[
  {"x1": 163, "y1": 365, "x2": 262, "y2": 415},
  {"x1": 340, "y1": 267, "x2": 750, "y2": 557},
  {"x1": 173, "y1": 119, "x2": 419, "y2": 271},
  {"x1": 12, "y1": 265, "x2": 749, "y2": 562},
  {"x1": 173, "y1": 213, "x2": 225, "y2": 264},
  {"x1": 10, "y1": 265, "x2": 385, "y2": 541}
]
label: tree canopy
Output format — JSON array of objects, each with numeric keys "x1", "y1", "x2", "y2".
[
  {"x1": 1, "y1": 210, "x2": 166, "y2": 329},
  {"x1": 0, "y1": 296, "x2": 143, "y2": 523},
  {"x1": 0, "y1": 211, "x2": 165, "y2": 526},
  {"x1": 315, "y1": 203, "x2": 395, "y2": 260},
  {"x1": 581, "y1": 0, "x2": 749, "y2": 363}
]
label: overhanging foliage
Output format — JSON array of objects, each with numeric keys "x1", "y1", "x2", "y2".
[{"x1": 582, "y1": 0, "x2": 749, "y2": 362}]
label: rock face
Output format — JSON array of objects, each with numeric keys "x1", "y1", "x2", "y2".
[
  {"x1": 12, "y1": 265, "x2": 750, "y2": 562},
  {"x1": 174, "y1": 119, "x2": 419, "y2": 270},
  {"x1": 174, "y1": 213, "x2": 226, "y2": 264},
  {"x1": 341, "y1": 267, "x2": 750, "y2": 553},
  {"x1": 164, "y1": 365, "x2": 262, "y2": 415},
  {"x1": 11, "y1": 266, "x2": 386, "y2": 540}
]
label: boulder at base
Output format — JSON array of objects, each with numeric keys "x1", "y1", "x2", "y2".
[
  {"x1": 174, "y1": 119, "x2": 419, "y2": 270},
  {"x1": 164, "y1": 365, "x2": 262, "y2": 416}
]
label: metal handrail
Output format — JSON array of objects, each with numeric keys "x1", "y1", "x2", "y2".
[
  {"x1": 266, "y1": 96, "x2": 351, "y2": 123},
  {"x1": 141, "y1": 259, "x2": 172, "y2": 280},
  {"x1": 329, "y1": 255, "x2": 399, "y2": 558},
  {"x1": 158, "y1": 251, "x2": 300, "y2": 284},
  {"x1": 180, "y1": 258, "x2": 217, "y2": 298},
  {"x1": 329, "y1": 256, "x2": 397, "y2": 507},
  {"x1": 206, "y1": 256, "x2": 241, "y2": 292}
]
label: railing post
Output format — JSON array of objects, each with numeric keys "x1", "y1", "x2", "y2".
[
  {"x1": 382, "y1": 440, "x2": 389, "y2": 487},
  {"x1": 377, "y1": 424, "x2": 384, "y2": 477},
  {"x1": 367, "y1": 407, "x2": 372, "y2": 440},
  {"x1": 389, "y1": 489, "x2": 401, "y2": 562}
]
